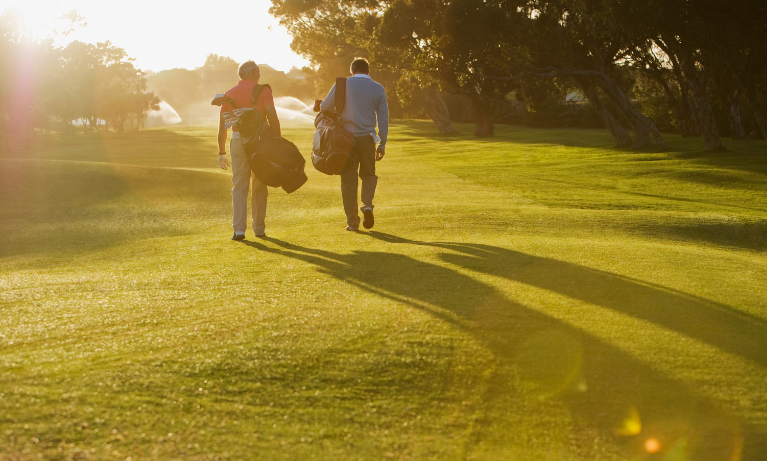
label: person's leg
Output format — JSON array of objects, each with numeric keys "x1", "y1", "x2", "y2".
[
  {"x1": 357, "y1": 135, "x2": 378, "y2": 209},
  {"x1": 251, "y1": 172, "x2": 268, "y2": 236},
  {"x1": 230, "y1": 138, "x2": 251, "y2": 236},
  {"x1": 340, "y1": 154, "x2": 361, "y2": 228}
]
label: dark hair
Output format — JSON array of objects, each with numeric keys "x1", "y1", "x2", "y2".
[{"x1": 350, "y1": 57, "x2": 370, "y2": 75}]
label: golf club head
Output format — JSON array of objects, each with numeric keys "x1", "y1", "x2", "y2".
[{"x1": 211, "y1": 94, "x2": 234, "y2": 106}]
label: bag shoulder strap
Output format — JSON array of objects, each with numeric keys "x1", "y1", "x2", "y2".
[
  {"x1": 225, "y1": 93, "x2": 238, "y2": 110},
  {"x1": 251, "y1": 84, "x2": 272, "y2": 108},
  {"x1": 336, "y1": 77, "x2": 347, "y2": 113}
]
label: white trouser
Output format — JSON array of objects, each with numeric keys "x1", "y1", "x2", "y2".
[{"x1": 230, "y1": 136, "x2": 267, "y2": 235}]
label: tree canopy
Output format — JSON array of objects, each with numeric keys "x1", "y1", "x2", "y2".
[
  {"x1": 0, "y1": 10, "x2": 159, "y2": 134},
  {"x1": 271, "y1": 0, "x2": 767, "y2": 149}
]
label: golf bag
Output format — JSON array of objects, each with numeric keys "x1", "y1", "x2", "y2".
[
  {"x1": 311, "y1": 77, "x2": 355, "y2": 175},
  {"x1": 237, "y1": 84, "x2": 308, "y2": 194}
]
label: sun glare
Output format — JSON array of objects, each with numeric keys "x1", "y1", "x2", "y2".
[{"x1": 2, "y1": 0, "x2": 308, "y2": 72}]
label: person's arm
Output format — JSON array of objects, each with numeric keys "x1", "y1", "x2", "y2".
[
  {"x1": 376, "y1": 90, "x2": 389, "y2": 161},
  {"x1": 319, "y1": 84, "x2": 337, "y2": 112},
  {"x1": 264, "y1": 105, "x2": 281, "y2": 137},
  {"x1": 217, "y1": 114, "x2": 230, "y2": 170}
]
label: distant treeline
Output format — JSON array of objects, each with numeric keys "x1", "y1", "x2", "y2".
[
  {"x1": 0, "y1": 11, "x2": 160, "y2": 135},
  {"x1": 0, "y1": 10, "x2": 315, "y2": 137},
  {"x1": 146, "y1": 55, "x2": 313, "y2": 123},
  {"x1": 270, "y1": 0, "x2": 767, "y2": 149}
]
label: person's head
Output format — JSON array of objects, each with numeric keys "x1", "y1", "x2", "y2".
[
  {"x1": 350, "y1": 57, "x2": 370, "y2": 75},
  {"x1": 238, "y1": 61, "x2": 260, "y2": 81}
]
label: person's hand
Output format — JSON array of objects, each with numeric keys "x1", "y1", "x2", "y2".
[
  {"x1": 218, "y1": 154, "x2": 230, "y2": 170},
  {"x1": 376, "y1": 145, "x2": 385, "y2": 161}
]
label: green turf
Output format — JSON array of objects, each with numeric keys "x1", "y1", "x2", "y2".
[{"x1": 1, "y1": 121, "x2": 766, "y2": 460}]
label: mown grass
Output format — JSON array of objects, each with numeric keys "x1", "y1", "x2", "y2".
[{"x1": 0, "y1": 121, "x2": 766, "y2": 460}]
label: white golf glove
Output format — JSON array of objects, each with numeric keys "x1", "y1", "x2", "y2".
[{"x1": 218, "y1": 154, "x2": 230, "y2": 170}]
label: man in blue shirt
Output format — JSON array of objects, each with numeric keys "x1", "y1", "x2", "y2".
[{"x1": 320, "y1": 58, "x2": 389, "y2": 230}]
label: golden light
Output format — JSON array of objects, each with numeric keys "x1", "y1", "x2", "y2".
[
  {"x1": 2, "y1": 0, "x2": 307, "y2": 72},
  {"x1": 645, "y1": 438, "x2": 660, "y2": 453}
]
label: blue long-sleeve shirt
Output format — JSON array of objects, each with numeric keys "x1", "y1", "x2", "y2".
[{"x1": 320, "y1": 74, "x2": 389, "y2": 147}]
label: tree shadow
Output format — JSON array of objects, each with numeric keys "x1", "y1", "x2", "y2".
[
  {"x1": 391, "y1": 120, "x2": 620, "y2": 149},
  {"x1": 365, "y1": 232, "x2": 767, "y2": 367},
  {"x1": 0, "y1": 128, "x2": 218, "y2": 170},
  {"x1": 634, "y1": 219, "x2": 767, "y2": 252},
  {"x1": 670, "y1": 148, "x2": 767, "y2": 178},
  {"x1": 239, "y1": 235, "x2": 765, "y2": 458},
  {"x1": 0, "y1": 159, "x2": 223, "y2": 260}
]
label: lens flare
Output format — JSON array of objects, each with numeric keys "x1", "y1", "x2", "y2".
[
  {"x1": 613, "y1": 405, "x2": 642, "y2": 436},
  {"x1": 645, "y1": 437, "x2": 660, "y2": 453}
]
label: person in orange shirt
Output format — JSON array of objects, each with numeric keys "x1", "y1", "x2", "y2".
[{"x1": 217, "y1": 61, "x2": 281, "y2": 240}]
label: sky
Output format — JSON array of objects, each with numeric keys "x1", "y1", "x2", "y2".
[{"x1": 2, "y1": 0, "x2": 309, "y2": 73}]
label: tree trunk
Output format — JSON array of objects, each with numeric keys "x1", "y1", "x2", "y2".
[
  {"x1": 744, "y1": 88, "x2": 767, "y2": 143},
  {"x1": 469, "y1": 92, "x2": 495, "y2": 137},
  {"x1": 594, "y1": 74, "x2": 667, "y2": 149},
  {"x1": 673, "y1": 65, "x2": 702, "y2": 136},
  {"x1": 654, "y1": 73, "x2": 695, "y2": 136},
  {"x1": 423, "y1": 87, "x2": 458, "y2": 135},
  {"x1": 686, "y1": 70, "x2": 724, "y2": 151},
  {"x1": 576, "y1": 77, "x2": 632, "y2": 147},
  {"x1": 672, "y1": 48, "x2": 725, "y2": 151},
  {"x1": 724, "y1": 94, "x2": 747, "y2": 139}
]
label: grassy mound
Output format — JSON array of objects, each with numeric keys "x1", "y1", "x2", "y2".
[{"x1": 1, "y1": 122, "x2": 766, "y2": 460}]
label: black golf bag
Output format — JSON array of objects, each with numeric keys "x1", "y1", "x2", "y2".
[
  {"x1": 311, "y1": 77, "x2": 355, "y2": 175},
  {"x1": 232, "y1": 85, "x2": 308, "y2": 194}
]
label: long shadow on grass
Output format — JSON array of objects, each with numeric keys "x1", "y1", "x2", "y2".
[
  {"x1": 366, "y1": 232, "x2": 767, "y2": 366},
  {"x1": 641, "y1": 219, "x2": 767, "y2": 252},
  {"x1": 241, "y1": 236, "x2": 765, "y2": 459}
]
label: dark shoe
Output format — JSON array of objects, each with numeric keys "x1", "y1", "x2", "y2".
[
  {"x1": 255, "y1": 233, "x2": 267, "y2": 238},
  {"x1": 362, "y1": 206, "x2": 374, "y2": 229},
  {"x1": 231, "y1": 233, "x2": 245, "y2": 241}
]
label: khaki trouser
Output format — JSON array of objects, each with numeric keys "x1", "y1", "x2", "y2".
[
  {"x1": 231, "y1": 136, "x2": 268, "y2": 235},
  {"x1": 341, "y1": 135, "x2": 378, "y2": 227}
]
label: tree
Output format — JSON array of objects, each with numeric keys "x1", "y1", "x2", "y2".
[
  {"x1": 53, "y1": 40, "x2": 158, "y2": 132},
  {"x1": 618, "y1": 0, "x2": 764, "y2": 149},
  {"x1": 378, "y1": 0, "x2": 523, "y2": 136},
  {"x1": 270, "y1": 0, "x2": 458, "y2": 133},
  {"x1": 495, "y1": 0, "x2": 667, "y2": 148}
]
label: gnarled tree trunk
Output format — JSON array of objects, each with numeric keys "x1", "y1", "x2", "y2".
[
  {"x1": 671, "y1": 47, "x2": 725, "y2": 151},
  {"x1": 423, "y1": 87, "x2": 458, "y2": 135},
  {"x1": 675, "y1": 67, "x2": 702, "y2": 137},
  {"x1": 576, "y1": 77, "x2": 632, "y2": 147},
  {"x1": 595, "y1": 74, "x2": 667, "y2": 149}
]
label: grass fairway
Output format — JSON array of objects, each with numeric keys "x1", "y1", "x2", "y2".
[{"x1": 1, "y1": 121, "x2": 766, "y2": 460}]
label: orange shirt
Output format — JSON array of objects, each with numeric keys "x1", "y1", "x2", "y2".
[{"x1": 220, "y1": 80, "x2": 274, "y2": 132}]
